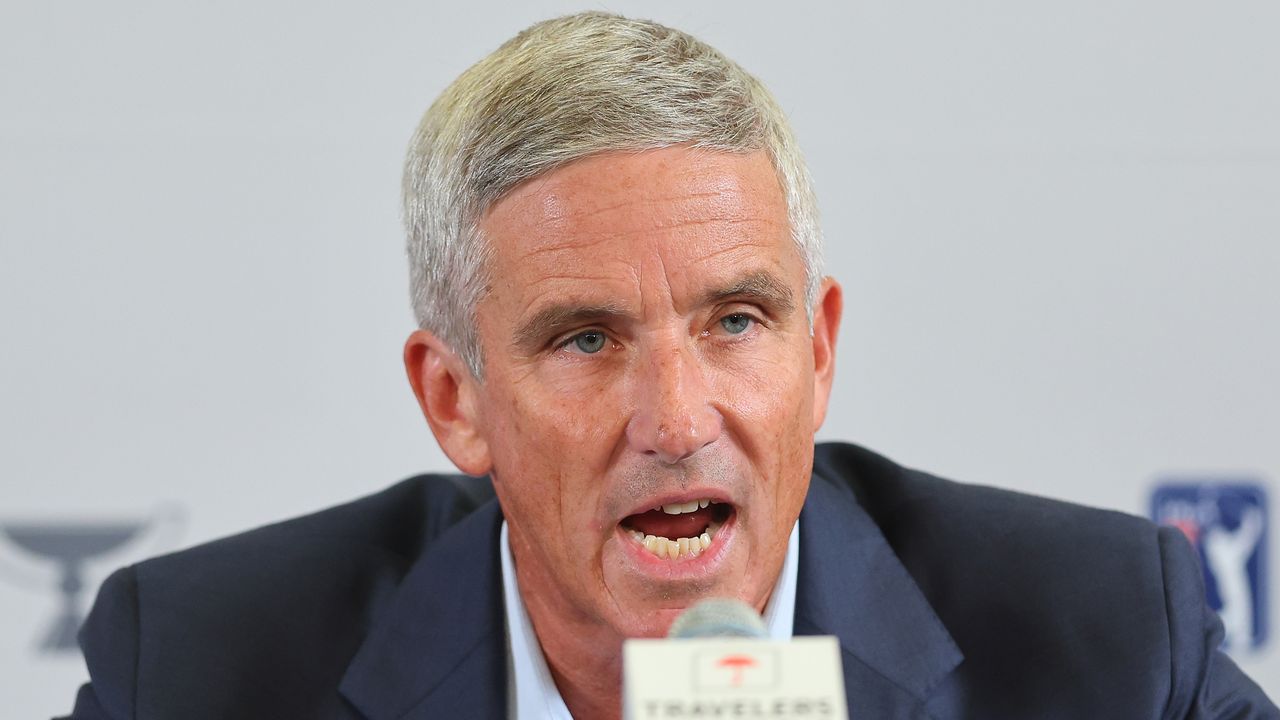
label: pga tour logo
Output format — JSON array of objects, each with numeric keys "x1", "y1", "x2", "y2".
[{"x1": 1151, "y1": 481, "x2": 1268, "y2": 652}]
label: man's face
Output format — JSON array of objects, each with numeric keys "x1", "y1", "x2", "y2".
[{"x1": 466, "y1": 147, "x2": 836, "y2": 638}]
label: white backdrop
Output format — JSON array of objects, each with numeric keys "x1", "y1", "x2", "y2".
[{"x1": 2, "y1": 1, "x2": 1277, "y2": 716}]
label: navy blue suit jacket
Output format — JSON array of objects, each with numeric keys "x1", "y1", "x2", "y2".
[{"x1": 61, "y1": 443, "x2": 1276, "y2": 718}]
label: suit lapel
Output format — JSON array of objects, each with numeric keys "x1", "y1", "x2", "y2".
[
  {"x1": 797, "y1": 468, "x2": 963, "y2": 717},
  {"x1": 339, "y1": 456, "x2": 962, "y2": 719},
  {"x1": 339, "y1": 500, "x2": 507, "y2": 720}
]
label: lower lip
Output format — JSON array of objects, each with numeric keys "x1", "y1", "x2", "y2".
[{"x1": 614, "y1": 511, "x2": 738, "y2": 577}]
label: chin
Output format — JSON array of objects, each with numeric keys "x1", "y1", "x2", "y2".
[
  {"x1": 610, "y1": 604, "x2": 695, "y2": 639},
  {"x1": 603, "y1": 567, "x2": 761, "y2": 640}
]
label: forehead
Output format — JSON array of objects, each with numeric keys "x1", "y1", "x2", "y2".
[{"x1": 477, "y1": 148, "x2": 796, "y2": 310}]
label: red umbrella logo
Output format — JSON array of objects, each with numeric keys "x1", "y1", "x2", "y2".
[{"x1": 716, "y1": 654, "x2": 758, "y2": 687}]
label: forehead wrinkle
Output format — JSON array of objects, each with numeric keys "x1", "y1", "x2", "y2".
[
  {"x1": 679, "y1": 240, "x2": 780, "y2": 269},
  {"x1": 624, "y1": 215, "x2": 778, "y2": 237},
  {"x1": 516, "y1": 180, "x2": 766, "y2": 227},
  {"x1": 517, "y1": 218, "x2": 780, "y2": 264},
  {"x1": 524, "y1": 272, "x2": 634, "y2": 285},
  {"x1": 502, "y1": 231, "x2": 618, "y2": 262},
  {"x1": 601, "y1": 215, "x2": 778, "y2": 240},
  {"x1": 510, "y1": 213, "x2": 773, "y2": 261},
  {"x1": 508, "y1": 268, "x2": 641, "y2": 338},
  {"x1": 535, "y1": 189, "x2": 737, "y2": 225},
  {"x1": 535, "y1": 190, "x2": 727, "y2": 221},
  {"x1": 517, "y1": 275, "x2": 637, "y2": 317},
  {"x1": 504, "y1": 217, "x2": 773, "y2": 267},
  {"x1": 493, "y1": 178, "x2": 779, "y2": 258}
]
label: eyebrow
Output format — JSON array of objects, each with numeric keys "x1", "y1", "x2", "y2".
[
  {"x1": 512, "y1": 302, "x2": 632, "y2": 353},
  {"x1": 698, "y1": 270, "x2": 796, "y2": 316}
]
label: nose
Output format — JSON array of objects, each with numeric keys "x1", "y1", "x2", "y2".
[{"x1": 625, "y1": 340, "x2": 722, "y2": 464}]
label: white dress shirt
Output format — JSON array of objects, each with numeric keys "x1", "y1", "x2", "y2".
[{"x1": 500, "y1": 519, "x2": 801, "y2": 719}]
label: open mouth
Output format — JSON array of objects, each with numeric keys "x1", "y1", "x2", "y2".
[{"x1": 620, "y1": 499, "x2": 734, "y2": 560}]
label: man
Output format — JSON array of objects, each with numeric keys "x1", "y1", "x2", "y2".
[{"x1": 63, "y1": 12, "x2": 1276, "y2": 720}]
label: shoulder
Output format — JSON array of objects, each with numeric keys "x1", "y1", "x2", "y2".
[
  {"x1": 814, "y1": 442, "x2": 1175, "y2": 703},
  {"x1": 133, "y1": 472, "x2": 494, "y2": 607},
  {"x1": 813, "y1": 442, "x2": 1279, "y2": 716},
  {"x1": 813, "y1": 441, "x2": 1166, "y2": 619},
  {"x1": 75, "y1": 473, "x2": 494, "y2": 719},
  {"x1": 813, "y1": 441, "x2": 1161, "y2": 585}
]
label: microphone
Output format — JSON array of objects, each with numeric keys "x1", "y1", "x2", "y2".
[
  {"x1": 624, "y1": 598, "x2": 848, "y2": 719},
  {"x1": 667, "y1": 597, "x2": 766, "y2": 639}
]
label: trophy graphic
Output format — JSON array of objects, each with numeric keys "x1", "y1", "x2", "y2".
[{"x1": 0, "y1": 507, "x2": 183, "y2": 652}]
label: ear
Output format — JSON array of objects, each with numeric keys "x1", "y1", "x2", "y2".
[
  {"x1": 810, "y1": 277, "x2": 843, "y2": 431},
  {"x1": 403, "y1": 329, "x2": 492, "y2": 476}
]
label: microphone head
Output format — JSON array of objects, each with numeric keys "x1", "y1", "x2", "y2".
[{"x1": 666, "y1": 598, "x2": 767, "y2": 639}]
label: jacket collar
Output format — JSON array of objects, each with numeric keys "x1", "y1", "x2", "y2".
[
  {"x1": 339, "y1": 499, "x2": 508, "y2": 720},
  {"x1": 340, "y1": 459, "x2": 963, "y2": 719},
  {"x1": 796, "y1": 465, "x2": 963, "y2": 713}
]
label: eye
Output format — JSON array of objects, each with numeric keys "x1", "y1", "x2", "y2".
[
  {"x1": 719, "y1": 313, "x2": 754, "y2": 335},
  {"x1": 563, "y1": 330, "x2": 608, "y2": 354}
]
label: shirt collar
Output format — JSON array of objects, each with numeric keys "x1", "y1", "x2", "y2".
[{"x1": 499, "y1": 519, "x2": 801, "y2": 719}]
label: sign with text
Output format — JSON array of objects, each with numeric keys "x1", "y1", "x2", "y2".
[{"x1": 624, "y1": 636, "x2": 847, "y2": 719}]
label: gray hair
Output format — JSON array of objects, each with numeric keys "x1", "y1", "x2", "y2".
[{"x1": 403, "y1": 11, "x2": 822, "y2": 378}]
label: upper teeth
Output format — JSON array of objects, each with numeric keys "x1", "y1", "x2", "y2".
[{"x1": 659, "y1": 499, "x2": 712, "y2": 515}]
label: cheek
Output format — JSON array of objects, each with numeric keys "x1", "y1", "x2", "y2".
[
  {"x1": 713, "y1": 342, "x2": 815, "y2": 514},
  {"x1": 486, "y1": 374, "x2": 623, "y2": 491},
  {"x1": 714, "y1": 341, "x2": 813, "y2": 431}
]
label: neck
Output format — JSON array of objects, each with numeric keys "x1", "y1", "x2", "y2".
[{"x1": 522, "y1": 588, "x2": 624, "y2": 720}]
